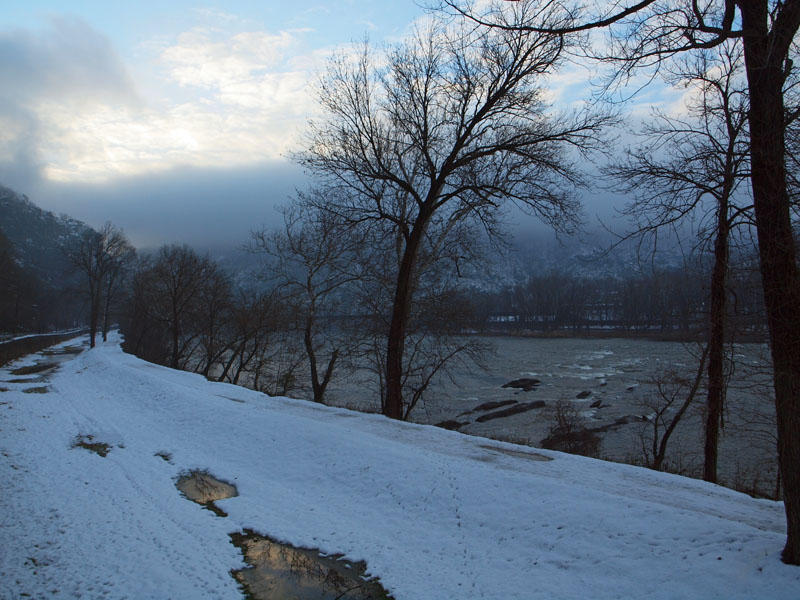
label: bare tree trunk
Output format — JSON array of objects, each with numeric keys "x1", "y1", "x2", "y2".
[
  {"x1": 102, "y1": 293, "x2": 111, "y2": 342},
  {"x1": 304, "y1": 318, "x2": 322, "y2": 402},
  {"x1": 89, "y1": 284, "x2": 100, "y2": 348},
  {"x1": 385, "y1": 216, "x2": 429, "y2": 420},
  {"x1": 170, "y1": 321, "x2": 180, "y2": 369},
  {"x1": 304, "y1": 317, "x2": 339, "y2": 404},
  {"x1": 704, "y1": 196, "x2": 730, "y2": 483},
  {"x1": 741, "y1": 4, "x2": 800, "y2": 562},
  {"x1": 654, "y1": 346, "x2": 709, "y2": 471}
]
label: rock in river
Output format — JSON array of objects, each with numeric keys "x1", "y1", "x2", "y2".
[{"x1": 501, "y1": 378, "x2": 541, "y2": 392}]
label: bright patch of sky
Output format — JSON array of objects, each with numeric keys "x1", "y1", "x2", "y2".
[{"x1": 0, "y1": 2, "x2": 423, "y2": 185}]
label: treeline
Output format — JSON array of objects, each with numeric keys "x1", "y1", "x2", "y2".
[
  {"x1": 120, "y1": 244, "x2": 299, "y2": 396},
  {"x1": 472, "y1": 259, "x2": 766, "y2": 338},
  {"x1": 0, "y1": 228, "x2": 84, "y2": 336}
]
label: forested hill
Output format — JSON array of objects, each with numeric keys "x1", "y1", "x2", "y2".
[
  {"x1": 0, "y1": 184, "x2": 95, "y2": 334},
  {"x1": 0, "y1": 184, "x2": 92, "y2": 287}
]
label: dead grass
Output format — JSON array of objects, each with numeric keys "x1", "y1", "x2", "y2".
[
  {"x1": 71, "y1": 434, "x2": 112, "y2": 457},
  {"x1": 11, "y1": 363, "x2": 57, "y2": 376},
  {"x1": 154, "y1": 450, "x2": 173, "y2": 463}
]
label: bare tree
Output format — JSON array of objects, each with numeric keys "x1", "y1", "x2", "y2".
[
  {"x1": 215, "y1": 288, "x2": 293, "y2": 392},
  {"x1": 442, "y1": 0, "x2": 800, "y2": 563},
  {"x1": 251, "y1": 197, "x2": 361, "y2": 404},
  {"x1": 606, "y1": 43, "x2": 751, "y2": 483},
  {"x1": 299, "y1": 16, "x2": 610, "y2": 420},
  {"x1": 637, "y1": 345, "x2": 709, "y2": 471},
  {"x1": 195, "y1": 267, "x2": 234, "y2": 378},
  {"x1": 67, "y1": 223, "x2": 134, "y2": 348},
  {"x1": 352, "y1": 217, "x2": 492, "y2": 419},
  {"x1": 126, "y1": 245, "x2": 216, "y2": 369}
]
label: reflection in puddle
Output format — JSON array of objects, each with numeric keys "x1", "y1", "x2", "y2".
[
  {"x1": 175, "y1": 470, "x2": 237, "y2": 517},
  {"x1": 230, "y1": 530, "x2": 393, "y2": 600},
  {"x1": 41, "y1": 345, "x2": 83, "y2": 356}
]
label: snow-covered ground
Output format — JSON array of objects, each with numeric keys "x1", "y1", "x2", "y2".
[{"x1": 1, "y1": 333, "x2": 798, "y2": 599}]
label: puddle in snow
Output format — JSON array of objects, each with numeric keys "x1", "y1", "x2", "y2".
[
  {"x1": 175, "y1": 470, "x2": 237, "y2": 517},
  {"x1": 10, "y1": 362, "x2": 59, "y2": 376},
  {"x1": 41, "y1": 345, "x2": 83, "y2": 356},
  {"x1": 230, "y1": 530, "x2": 393, "y2": 600}
]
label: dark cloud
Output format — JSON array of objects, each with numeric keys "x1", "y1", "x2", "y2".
[
  {"x1": 0, "y1": 17, "x2": 134, "y2": 100},
  {"x1": 0, "y1": 17, "x2": 137, "y2": 190},
  {"x1": 30, "y1": 161, "x2": 306, "y2": 249}
]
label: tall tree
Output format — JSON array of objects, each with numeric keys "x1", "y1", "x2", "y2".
[
  {"x1": 299, "y1": 17, "x2": 610, "y2": 419},
  {"x1": 607, "y1": 43, "x2": 751, "y2": 483},
  {"x1": 67, "y1": 223, "x2": 133, "y2": 348},
  {"x1": 444, "y1": 0, "x2": 800, "y2": 565}
]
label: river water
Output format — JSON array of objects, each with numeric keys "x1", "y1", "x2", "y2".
[{"x1": 326, "y1": 336, "x2": 779, "y2": 498}]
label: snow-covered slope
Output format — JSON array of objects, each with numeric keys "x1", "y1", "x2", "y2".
[{"x1": 1, "y1": 334, "x2": 797, "y2": 599}]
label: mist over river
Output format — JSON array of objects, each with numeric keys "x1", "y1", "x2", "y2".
[{"x1": 326, "y1": 336, "x2": 779, "y2": 497}]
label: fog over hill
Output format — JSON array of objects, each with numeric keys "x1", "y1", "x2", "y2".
[{"x1": 0, "y1": 181, "x2": 719, "y2": 297}]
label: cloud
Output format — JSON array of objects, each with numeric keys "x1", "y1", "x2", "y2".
[
  {"x1": 0, "y1": 16, "x2": 136, "y2": 103},
  {"x1": 0, "y1": 17, "x2": 138, "y2": 189},
  {"x1": 0, "y1": 17, "x2": 324, "y2": 187}
]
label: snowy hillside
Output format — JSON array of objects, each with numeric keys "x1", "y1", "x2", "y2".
[{"x1": 1, "y1": 334, "x2": 798, "y2": 599}]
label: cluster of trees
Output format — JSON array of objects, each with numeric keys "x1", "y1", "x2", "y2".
[
  {"x1": 476, "y1": 255, "x2": 766, "y2": 336},
  {"x1": 0, "y1": 229, "x2": 83, "y2": 335},
  {"x1": 66, "y1": 224, "x2": 136, "y2": 348},
  {"x1": 120, "y1": 245, "x2": 296, "y2": 394}
]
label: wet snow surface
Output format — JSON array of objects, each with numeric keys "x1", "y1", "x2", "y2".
[{"x1": 1, "y1": 334, "x2": 798, "y2": 599}]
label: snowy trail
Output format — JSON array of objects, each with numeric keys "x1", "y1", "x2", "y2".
[{"x1": 1, "y1": 334, "x2": 798, "y2": 599}]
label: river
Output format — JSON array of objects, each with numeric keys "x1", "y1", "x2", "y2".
[{"x1": 325, "y1": 336, "x2": 779, "y2": 498}]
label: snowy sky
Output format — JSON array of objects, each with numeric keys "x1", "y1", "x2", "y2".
[{"x1": 0, "y1": 1, "x2": 682, "y2": 248}]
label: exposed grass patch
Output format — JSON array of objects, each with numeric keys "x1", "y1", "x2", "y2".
[
  {"x1": 154, "y1": 450, "x2": 173, "y2": 463},
  {"x1": 478, "y1": 444, "x2": 552, "y2": 462},
  {"x1": 22, "y1": 386, "x2": 49, "y2": 394},
  {"x1": 71, "y1": 434, "x2": 112, "y2": 457}
]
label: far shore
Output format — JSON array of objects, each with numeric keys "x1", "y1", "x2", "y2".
[{"x1": 473, "y1": 327, "x2": 769, "y2": 344}]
